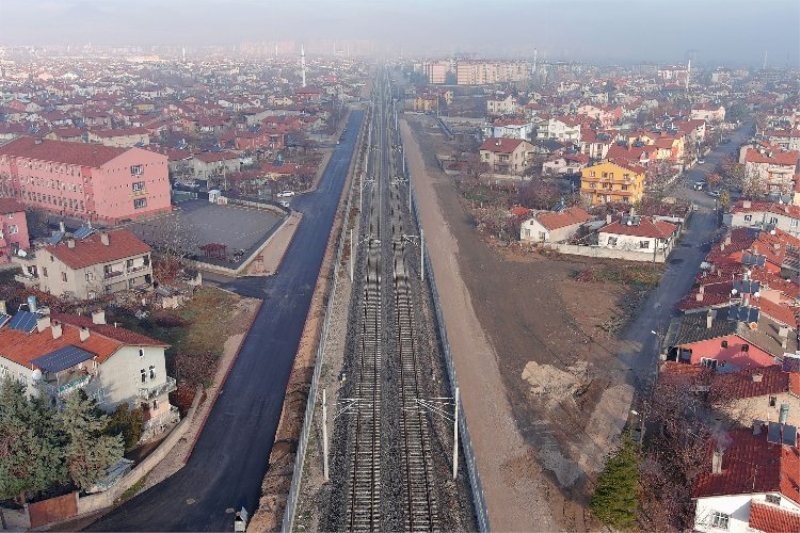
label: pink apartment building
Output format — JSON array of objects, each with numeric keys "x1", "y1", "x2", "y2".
[
  {"x1": 0, "y1": 137, "x2": 171, "y2": 224},
  {"x1": 0, "y1": 197, "x2": 30, "y2": 264}
]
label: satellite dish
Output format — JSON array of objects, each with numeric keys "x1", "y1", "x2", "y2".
[
  {"x1": 31, "y1": 368, "x2": 43, "y2": 381},
  {"x1": 731, "y1": 289, "x2": 738, "y2": 295},
  {"x1": 753, "y1": 291, "x2": 761, "y2": 298},
  {"x1": 17, "y1": 249, "x2": 27, "y2": 257}
]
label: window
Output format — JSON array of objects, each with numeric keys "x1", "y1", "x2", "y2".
[
  {"x1": 607, "y1": 237, "x2": 618, "y2": 246},
  {"x1": 621, "y1": 185, "x2": 628, "y2": 191},
  {"x1": 132, "y1": 181, "x2": 145, "y2": 192},
  {"x1": 131, "y1": 165, "x2": 144, "y2": 176},
  {"x1": 42, "y1": 267, "x2": 48, "y2": 277},
  {"x1": 538, "y1": 232, "x2": 547, "y2": 241},
  {"x1": 139, "y1": 348, "x2": 145, "y2": 358},
  {"x1": 721, "y1": 340, "x2": 728, "y2": 348},
  {"x1": 744, "y1": 214, "x2": 752, "y2": 222},
  {"x1": 742, "y1": 344, "x2": 749, "y2": 352},
  {"x1": 61, "y1": 272, "x2": 67, "y2": 282},
  {"x1": 149, "y1": 365, "x2": 156, "y2": 380},
  {"x1": 769, "y1": 396, "x2": 777, "y2": 407},
  {"x1": 134, "y1": 198, "x2": 147, "y2": 209},
  {"x1": 141, "y1": 369, "x2": 147, "y2": 383},
  {"x1": 8, "y1": 225, "x2": 18, "y2": 234},
  {"x1": 710, "y1": 511, "x2": 729, "y2": 529},
  {"x1": 639, "y1": 240, "x2": 650, "y2": 249},
  {"x1": 792, "y1": 219, "x2": 799, "y2": 228},
  {"x1": 766, "y1": 494, "x2": 781, "y2": 505},
  {"x1": 153, "y1": 399, "x2": 159, "y2": 410},
  {"x1": 589, "y1": 171, "x2": 596, "y2": 177},
  {"x1": 701, "y1": 358, "x2": 719, "y2": 370}
]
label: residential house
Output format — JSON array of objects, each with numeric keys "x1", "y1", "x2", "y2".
[
  {"x1": 486, "y1": 94, "x2": 518, "y2": 115},
  {"x1": 192, "y1": 152, "x2": 241, "y2": 179},
  {"x1": 575, "y1": 104, "x2": 622, "y2": 128},
  {"x1": 712, "y1": 364, "x2": 800, "y2": 428},
  {"x1": 691, "y1": 428, "x2": 800, "y2": 533},
  {"x1": 663, "y1": 307, "x2": 797, "y2": 370},
  {"x1": 764, "y1": 129, "x2": 800, "y2": 152},
  {"x1": 0, "y1": 137, "x2": 171, "y2": 224},
  {"x1": 537, "y1": 116, "x2": 582, "y2": 143},
  {"x1": 0, "y1": 305, "x2": 178, "y2": 441},
  {"x1": 45, "y1": 128, "x2": 86, "y2": 143},
  {"x1": 34, "y1": 229, "x2": 152, "y2": 299},
  {"x1": 519, "y1": 207, "x2": 592, "y2": 243},
  {"x1": 0, "y1": 198, "x2": 30, "y2": 264},
  {"x1": 579, "y1": 129, "x2": 614, "y2": 160},
  {"x1": 739, "y1": 144, "x2": 800, "y2": 194},
  {"x1": 87, "y1": 128, "x2": 150, "y2": 148},
  {"x1": 482, "y1": 118, "x2": 533, "y2": 141},
  {"x1": 580, "y1": 161, "x2": 646, "y2": 205},
  {"x1": 413, "y1": 96, "x2": 439, "y2": 113},
  {"x1": 597, "y1": 214, "x2": 678, "y2": 256},
  {"x1": 691, "y1": 104, "x2": 726, "y2": 123},
  {"x1": 726, "y1": 201, "x2": 800, "y2": 236},
  {"x1": 542, "y1": 153, "x2": 590, "y2": 176},
  {"x1": 478, "y1": 138, "x2": 534, "y2": 175}
]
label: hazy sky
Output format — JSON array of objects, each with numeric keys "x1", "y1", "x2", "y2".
[{"x1": 1, "y1": 0, "x2": 798, "y2": 66}]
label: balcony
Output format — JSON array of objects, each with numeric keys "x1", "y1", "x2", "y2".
[
  {"x1": 138, "y1": 376, "x2": 177, "y2": 401},
  {"x1": 43, "y1": 373, "x2": 92, "y2": 398},
  {"x1": 104, "y1": 270, "x2": 124, "y2": 280},
  {"x1": 126, "y1": 265, "x2": 150, "y2": 275}
]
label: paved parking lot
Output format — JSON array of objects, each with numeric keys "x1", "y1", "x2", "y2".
[{"x1": 128, "y1": 200, "x2": 282, "y2": 262}]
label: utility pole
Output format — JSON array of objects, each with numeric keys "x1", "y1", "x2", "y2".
[
  {"x1": 453, "y1": 387, "x2": 460, "y2": 480},
  {"x1": 420, "y1": 228, "x2": 425, "y2": 281},
  {"x1": 350, "y1": 228, "x2": 354, "y2": 281},
  {"x1": 322, "y1": 388, "x2": 329, "y2": 481}
]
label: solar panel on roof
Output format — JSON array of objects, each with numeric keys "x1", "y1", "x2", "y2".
[
  {"x1": 73, "y1": 227, "x2": 96, "y2": 240},
  {"x1": 8, "y1": 311, "x2": 39, "y2": 333},
  {"x1": 727, "y1": 306, "x2": 739, "y2": 321},
  {"x1": 783, "y1": 425, "x2": 797, "y2": 447},
  {"x1": 31, "y1": 345, "x2": 95, "y2": 374},
  {"x1": 768, "y1": 421, "x2": 782, "y2": 444},
  {"x1": 783, "y1": 355, "x2": 800, "y2": 373},
  {"x1": 757, "y1": 255, "x2": 766, "y2": 267},
  {"x1": 48, "y1": 231, "x2": 64, "y2": 245}
]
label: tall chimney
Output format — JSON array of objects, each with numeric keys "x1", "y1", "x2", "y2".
[
  {"x1": 59, "y1": 221, "x2": 65, "y2": 233},
  {"x1": 51, "y1": 321, "x2": 63, "y2": 340},
  {"x1": 712, "y1": 449, "x2": 723, "y2": 474},
  {"x1": 706, "y1": 310, "x2": 714, "y2": 329},
  {"x1": 100, "y1": 232, "x2": 110, "y2": 246},
  {"x1": 91, "y1": 310, "x2": 106, "y2": 325},
  {"x1": 79, "y1": 326, "x2": 90, "y2": 342},
  {"x1": 36, "y1": 315, "x2": 51, "y2": 333}
]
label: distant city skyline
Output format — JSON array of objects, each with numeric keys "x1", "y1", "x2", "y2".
[{"x1": 0, "y1": 0, "x2": 798, "y2": 68}]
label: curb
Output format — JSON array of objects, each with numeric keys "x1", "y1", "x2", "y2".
[{"x1": 184, "y1": 298, "x2": 265, "y2": 462}]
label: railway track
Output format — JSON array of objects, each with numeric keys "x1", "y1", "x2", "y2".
[{"x1": 334, "y1": 67, "x2": 441, "y2": 533}]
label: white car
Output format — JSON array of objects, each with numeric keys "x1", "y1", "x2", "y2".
[{"x1": 276, "y1": 191, "x2": 296, "y2": 198}]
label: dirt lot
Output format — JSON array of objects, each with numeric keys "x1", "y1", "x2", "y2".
[{"x1": 402, "y1": 116, "x2": 653, "y2": 531}]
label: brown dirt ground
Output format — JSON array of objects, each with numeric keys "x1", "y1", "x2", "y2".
[{"x1": 402, "y1": 116, "x2": 647, "y2": 531}]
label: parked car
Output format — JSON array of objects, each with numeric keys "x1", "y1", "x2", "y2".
[
  {"x1": 693, "y1": 181, "x2": 705, "y2": 191},
  {"x1": 707, "y1": 190, "x2": 721, "y2": 198},
  {"x1": 697, "y1": 159, "x2": 705, "y2": 164},
  {"x1": 276, "y1": 191, "x2": 296, "y2": 198}
]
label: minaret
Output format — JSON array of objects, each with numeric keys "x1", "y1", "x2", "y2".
[
  {"x1": 533, "y1": 48, "x2": 538, "y2": 73},
  {"x1": 763, "y1": 51, "x2": 768, "y2": 70},
  {"x1": 182, "y1": 46, "x2": 186, "y2": 63},
  {"x1": 301, "y1": 45, "x2": 306, "y2": 88}
]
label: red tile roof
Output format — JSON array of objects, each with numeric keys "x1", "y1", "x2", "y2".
[
  {"x1": 51, "y1": 313, "x2": 168, "y2": 348},
  {"x1": 478, "y1": 137, "x2": 527, "y2": 154},
  {"x1": 749, "y1": 501, "x2": 800, "y2": 533},
  {"x1": 194, "y1": 151, "x2": 239, "y2": 163},
  {"x1": 600, "y1": 217, "x2": 677, "y2": 239},
  {"x1": 0, "y1": 197, "x2": 25, "y2": 214},
  {"x1": 693, "y1": 429, "x2": 800, "y2": 505},
  {"x1": 0, "y1": 136, "x2": 126, "y2": 167},
  {"x1": 711, "y1": 365, "x2": 791, "y2": 401},
  {"x1": 46, "y1": 229, "x2": 150, "y2": 270},
  {"x1": 536, "y1": 207, "x2": 592, "y2": 231},
  {"x1": 744, "y1": 147, "x2": 800, "y2": 167},
  {"x1": 0, "y1": 318, "x2": 122, "y2": 368}
]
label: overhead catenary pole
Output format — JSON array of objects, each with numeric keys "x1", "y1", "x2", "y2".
[
  {"x1": 453, "y1": 387, "x2": 460, "y2": 480},
  {"x1": 420, "y1": 228, "x2": 425, "y2": 281},
  {"x1": 350, "y1": 228, "x2": 354, "y2": 281},
  {"x1": 322, "y1": 388, "x2": 329, "y2": 481}
]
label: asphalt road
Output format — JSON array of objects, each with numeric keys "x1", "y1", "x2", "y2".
[
  {"x1": 86, "y1": 110, "x2": 365, "y2": 532},
  {"x1": 616, "y1": 121, "x2": 755, "y2": 389}
]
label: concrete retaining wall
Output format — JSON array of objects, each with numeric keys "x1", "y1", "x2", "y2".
[
  {"x1": 2, "y1": 506, "x2": 31, "y2": 530},
  {"x1": 545, "y1": 243, "x2": 668, "y2": 263}
]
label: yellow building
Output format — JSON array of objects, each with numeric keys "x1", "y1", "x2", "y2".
[{"x1": 580, "y1": 161, "x2": 646, "y2": 205}]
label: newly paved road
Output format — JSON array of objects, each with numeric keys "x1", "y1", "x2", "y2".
[{"x1": 87, "y1": 110, "x2": 364, "y2": 532}]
